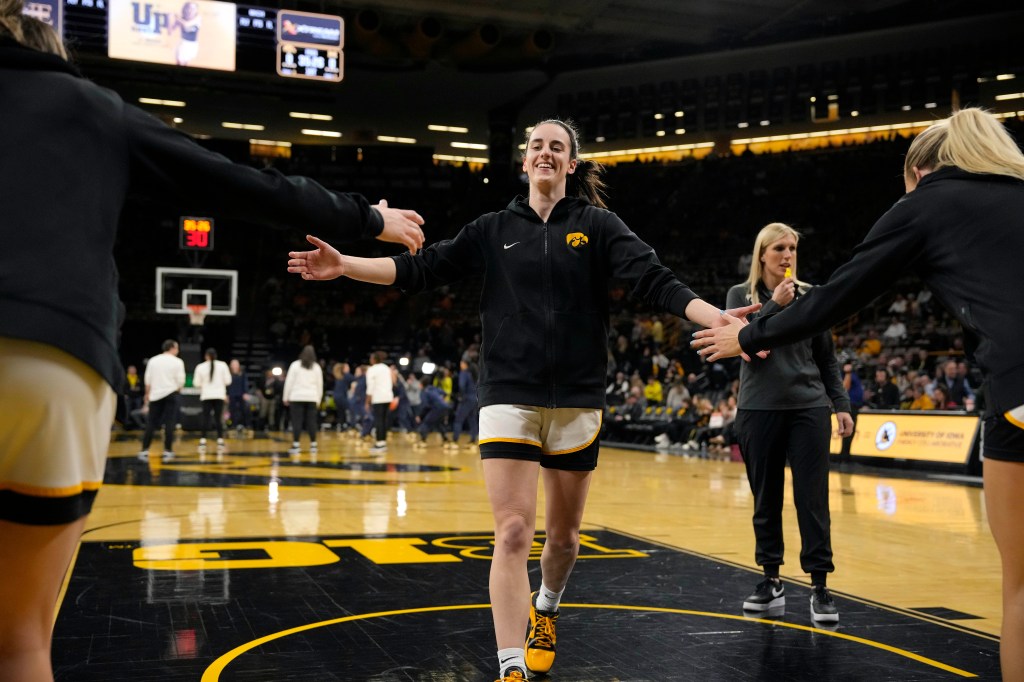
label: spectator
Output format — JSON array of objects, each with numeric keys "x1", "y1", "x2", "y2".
[
  {"x1": 882, "y1": 316, "x2": 908, "y2": 342},
  {"x1": 643, "y1": 375, "x2": 663, "y2": 406},
  {"x1": 865, "y1": 368, "x2": 900, "y2": 409}
]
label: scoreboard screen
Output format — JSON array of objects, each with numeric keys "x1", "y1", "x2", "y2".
[
  {"x1": 274, "y1": 9, "x2": 343, "y2": 82},
  {"x1": 277, "y1": 44, "x2": 342, "y2": 82}
]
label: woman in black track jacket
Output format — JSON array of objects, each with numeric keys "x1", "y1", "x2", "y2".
[
  {"x1": 692, "y1": 108, "x2": 1024, "y2": 680},
  {"x1": 288, "y1": 118, "x2": 760, "y2": 682}
]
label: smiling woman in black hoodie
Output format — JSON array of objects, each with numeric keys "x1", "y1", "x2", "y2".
[
  {"x1": 288, "y1": 118, "x2": 761, "y2": 682},
  {"x1": 692, "y1": 108, "x2": 1024, "y2": 680},
  {"x1": 0, "y1": 6, "x2": 426, "y2": 679}
]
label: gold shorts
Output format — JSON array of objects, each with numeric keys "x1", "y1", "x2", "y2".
[
  {"x1": 478, "y1": 404, "x2": 602, "y2": 470},
  {"x1": 0, "y1": 337, "x2": 115, "y2": 524}
]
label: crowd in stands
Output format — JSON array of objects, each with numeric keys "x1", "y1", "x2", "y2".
[{"x1": 117, "y1": 119, "x2": 1024, "y2": 450}]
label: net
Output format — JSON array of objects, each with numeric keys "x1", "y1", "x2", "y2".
[{"x1": 187, "y1": 304, "x2": 208, "y2": 326}]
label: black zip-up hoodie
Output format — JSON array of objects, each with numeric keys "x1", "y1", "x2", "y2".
[
  {"x1": 740, "y1": 167, "x2": 1024, "y2": 417},
  {"x1": 0, "y1": 38, "x2": 383, "y2": 391},
  {"x1": 392, "y1": 195, "x2": 701, "y2": 409}
]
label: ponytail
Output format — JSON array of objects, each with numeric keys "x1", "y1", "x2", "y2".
[
  {"x1": 905, "y1": 108, "x2": 1024, "y2": 183},
  {"x1": 0, "y1": 0, "x2": 25, "y2": 42},
  {"x1": 205, "y1": 348, "x2": 217, "y2": 381},
  {"x1": 568, "y1": 158, "x2": 609, "y2": 209}
]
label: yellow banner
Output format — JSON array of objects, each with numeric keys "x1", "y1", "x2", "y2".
[{"x1": 830, "y1": 412, "x2": 979, "y2": 464}]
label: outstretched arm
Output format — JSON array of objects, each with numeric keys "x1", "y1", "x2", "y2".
[{"x1": 287, "y1": 235, "x2": 397, "y2": 285}]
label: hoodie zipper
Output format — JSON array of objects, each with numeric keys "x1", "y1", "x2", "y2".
[{"x1": 542, "y1": 221, "x2": 555, "y2": 408}]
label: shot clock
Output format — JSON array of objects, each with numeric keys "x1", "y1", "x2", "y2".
[{"x1": 179, "y1": 216, "x2": 214, "y2": 251}]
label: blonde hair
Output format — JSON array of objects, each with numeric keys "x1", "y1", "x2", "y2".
[
  {"x1": 0, "y1": 0, "x2": 24, "y2": 42},
  {"x1": 905, "y1": 108, "x2": 1024, "y2": 183},
  {"x1": 17, "y1": 14, "x2": 67, "y2": 59},
  {"x1": 743, "y1": 222, "x2": 808, "y2": 305},
  {"x1": 0, "y1": 0, "x2": 68, "y2": 59}
]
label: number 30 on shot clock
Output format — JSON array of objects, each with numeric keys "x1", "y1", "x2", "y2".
[{"x1": 180, "y1": 216, "x2": 214, "y2": 251}]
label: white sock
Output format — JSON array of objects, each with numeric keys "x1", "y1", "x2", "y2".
[
  {"x1": 535, "y1": 582, "x2": 564, "y2": 612},
  {"x1": 497, "y1": 647, "x2": 525, "y2": 676}
]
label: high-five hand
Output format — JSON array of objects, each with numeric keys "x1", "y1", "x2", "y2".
[
  {"x1": 374, "y1": 199, "x2": 425, "y2": 253},
  {"x1": 288, "y1": 235, "x2": 345, "y2": 281}
]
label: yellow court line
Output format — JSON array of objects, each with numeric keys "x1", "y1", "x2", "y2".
[
  {"x1": 201, "y1": 602, "x2": 977, "y2": 680},
  {"x1": 54, "y1": 542, "x2": 82, "y2": 627}
]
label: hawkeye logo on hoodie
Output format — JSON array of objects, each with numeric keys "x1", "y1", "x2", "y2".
[{"x1": 566, "y1": 232, "x2": 589, "y2": 248}]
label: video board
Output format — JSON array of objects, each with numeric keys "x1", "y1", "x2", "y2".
[{"x1": 108, "y1": 0, "x2": 237, "y2": 71}]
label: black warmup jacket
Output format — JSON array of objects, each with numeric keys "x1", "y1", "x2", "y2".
[
  {"x1": 0, "y1": 38, "x2": 383, "y2": 391},
  {"x1": 740, "y1": 167, "x2": 1024, "y2": 417},
  {"x1": 392, "y1": 196, "x2": 702, "y2": 408}
]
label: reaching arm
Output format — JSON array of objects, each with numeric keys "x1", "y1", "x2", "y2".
[
  {"x1": 692, "y1": 197, "x2": 925, "y2": 360},
  {"x1": 124, "y1": 104, "x2": 424, "y2": 251},
  {"x1": 288, "y1": 235, "x2": 397, "y2": 285}
]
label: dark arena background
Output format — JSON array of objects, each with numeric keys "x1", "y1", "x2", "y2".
[{"x1": 21, "y1": 0, "x2": 1023, "y2": 679}]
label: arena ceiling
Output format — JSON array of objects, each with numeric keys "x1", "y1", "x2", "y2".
[{"x1": 79, "y1": 0, "x2": 1019, "y2": 150}]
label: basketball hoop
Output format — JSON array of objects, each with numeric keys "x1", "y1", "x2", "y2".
[{"x1": 186, "y1": 303, "x2": 208, "y2": 326}]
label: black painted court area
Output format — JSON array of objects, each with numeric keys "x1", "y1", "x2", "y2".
[{"x1": 53, "y1": 530, "x2": 1000, "y2": 681}]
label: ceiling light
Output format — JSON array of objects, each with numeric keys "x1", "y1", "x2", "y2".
[
  {"x1": 428, "y1": 124, "x2": 469, "y2": 133},
  {"x1": 451, "y1": 141, "x2": 487, "y2": 150},
  {"x1": 995, "y1": 93, "x2": 1024, "y2": 101},
  {"x1": 250, "y1": 139, "x2": 292, "y2": 147},
  {"x1": 301, "y1": 129, "x2": 342, "y2": 137},
  {"x1": 433, "y1": 154, "x2": 488, "y2": 163},
  {"x1": 222, "y1": 122, "x2": 265, "y2": 131},
  {"x1": 139, "y1": 97, "x2": 185, "y2": 107},
  {"x1": 580, "y1": 141, "x2": 715, "y2": 160},
  {"x1": 378, "y1": 135, "x2": 417, "y2": 144},
  {"x1": 289, "y1": 112, "x2": 333, "y2": 121}
]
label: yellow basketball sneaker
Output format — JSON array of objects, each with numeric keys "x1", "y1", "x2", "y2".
[
  {"x1": 525, "y1": 591, "x2": 558, "y2": 673},
  {"x1": 493, "y1": 666, "x2": 527, "y2": 682}
]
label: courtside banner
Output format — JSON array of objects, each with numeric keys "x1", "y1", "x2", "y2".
[
  {"x1": 108, "y1": 0, "x2": 237, "y2": 71},
  {"x1": 829, "y1": 411, "x2": 979, "y2": 464}
]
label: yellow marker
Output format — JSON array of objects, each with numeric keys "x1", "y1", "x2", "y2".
[{"x1": 784, "y1": 267, "x2": 792, "y2": 278}]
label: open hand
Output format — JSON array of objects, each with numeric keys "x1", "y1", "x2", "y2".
[{"x1": 287, "y1": 235, "x2": 346, "y2": 281}]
